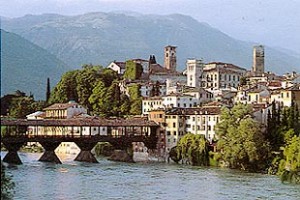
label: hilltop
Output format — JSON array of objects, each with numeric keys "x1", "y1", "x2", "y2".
[
  {"x1": 1, "y1": 29, "x2": 71, "y2": 99},
  {"x1": 2, "y1": 12, "x2": 299, "y2": 74}
]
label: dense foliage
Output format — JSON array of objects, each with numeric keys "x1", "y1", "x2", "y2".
[
  {"x1": 1, "y1": 162, "x2": 15, "y2": 200},
  {"x1": 215, "y1": 103, "x2": 270, "y2": 171},
  {"x1": 1, "y1": 90, "x2": 45, "y2": 118},
  {"x1": 176, "y1": 133, "x2": 210, "y2": 166},
  {"x1": 49, "y1": 64, "x2": 142, "y2": 117},
  {"x1": 266, "y1": 102, "x2": 300, "y2": 184},
  {"x1": 123, "y1": 60, "x2": 143, "y2": 80}
]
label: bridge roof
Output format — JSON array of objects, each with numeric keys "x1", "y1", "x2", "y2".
[{"x1": 1, "y1": 117, "x2": 159, "y2": 127}]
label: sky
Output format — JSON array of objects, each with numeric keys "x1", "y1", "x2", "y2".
[{"x1": 1, "y1": 0, "x2": 300, "y2": 54}]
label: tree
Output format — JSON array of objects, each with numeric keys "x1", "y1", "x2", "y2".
[
  {"x1": 1, "y1": 162, "x2": 15, "y2": 199},
  {"x1": 123, "y1": 60, "x2": 143, "y2": 80},
  {"x1": 128, "y1": 84, "x2": 142, "y2": 115},
  {"x1": 49, "y1": 70, "x2": 79, "y2": 103},
  {"x1": 278, "y1": 136, "x2": 300, "y2": 184},
  {"x1": 46, "y1": 78, "x2": 51, "y2": 103},
  {"x1": 215, "y1": 103, "x2": 270, "y2": 171},
  {"x1": 76, "y1": 66, "x2": 100, "y2": 110},
  {"x1": 176, "y1": 133, "x2": 210, "y2": 166},
  {"x1": 88, "y1": 80, "x2": 108, "y2": 116}
]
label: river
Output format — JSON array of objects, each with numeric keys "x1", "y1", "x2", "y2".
[{"x1": 1, "y1": 152, "x2": 299, "y2": 200}]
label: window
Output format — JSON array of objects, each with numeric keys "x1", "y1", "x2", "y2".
[
  {"x1": 287, "y1": 92, "x2": 289, "y2": 98},
  {"x1": 215, "y1": 74, "x2": 217, "y2": 80},
  {"x1": 173, "y1": 131, "x2": 177, "y2": 136},
  {"x1": 173, "y1": 123, "x2": 176, "y2": 128},
  {"x1": 229, "y1": 75, "x2": 231, "y2": 81},
  {"x1": 167, "y1": 131, "x2": 171, "y2": 136},
  {"x1": 233, "y1": 75, "x2": 235, "y2": 81}
]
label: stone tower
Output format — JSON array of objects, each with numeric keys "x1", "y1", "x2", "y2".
[
  {"x1": 186, "y1": 59, "x2": 204, "y2": 88},
  {"x1": 164, "y1": 45, "x2": 177, "y2": 72},
  {"x1": 252, "y1": 45, "x2": 265, "y2": 76}
]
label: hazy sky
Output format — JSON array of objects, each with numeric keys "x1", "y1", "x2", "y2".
[{"x1": 1, "y1": 0, "x2": 300, "y2": 54}]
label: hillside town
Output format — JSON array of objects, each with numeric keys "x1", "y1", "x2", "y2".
[{"x1": 14, "y1": 45, "x2": 298, "y2": 162}]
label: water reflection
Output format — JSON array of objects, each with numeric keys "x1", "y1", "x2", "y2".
[{"x1": 1, "y1": 152, "x2": 300, "y2": 200}]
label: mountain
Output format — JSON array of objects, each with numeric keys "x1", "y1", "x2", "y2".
[
  {"x1": 1, "y1": 12, "x2": 300, "y2": 75},
  {"x1": 1, "y1": 29, "x2": 71, "y2": 100}
]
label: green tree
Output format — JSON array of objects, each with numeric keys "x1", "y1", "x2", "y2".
[
  {"x1": 88, "y1": 80, "x2": 108, "y2": 116},
  {"x1": 216, "y1": 103, "x2": 270, "y2": 171},
  {"x1": 128, "y1": 84, "x2": 142, "y2": 115},
  {"x1": 1, "y1": 162, "x2": 15, "y2": 199},
  {"x1": 120, "y1": 94, "x2": 131, "y2": 116},
  {"x1": 123, "y1": 60, "x2": 143, "y2": 80},
  {"x1": 176, "y1": 133, "x2": 210, "y2": 166},
  {"x1": 49, "y1": 70, "x2": 79, "y2": 103},
  {"x1": 9, "y1": 96, "x2": 36, "y2": 118},
  {"x1": 278, "y1": 136, "x2": 300, "y2": 184},
  {"x1": 76, "y1": 66, "x2": 100, "y2": 110}
]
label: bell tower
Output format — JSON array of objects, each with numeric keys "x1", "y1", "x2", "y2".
[
  {"x1": 252, "y1": 45, "x2": 264, "y2": 76},
  {"x1": 164, "y1": 45, "x2": 177, "y2": 72}
]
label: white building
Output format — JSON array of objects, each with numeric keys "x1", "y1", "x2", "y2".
[
  {"x1": 186, "y1": 59, "x2": 204, "y2": 88},
  {"x1": 202, "y1": 62, "x2": 247, "y2": 90},
  {"x1": 107, "y1": 61, "x2": 126, "y2": 75},
  {"x1": 44, "y1": 101, "x2": 87, "y2": 119},
  {"x1": 184, "y1": 106, "x2": 221, "y2": 141},
  {"x1": 162, "y1": 93, "x2": 200, "y2": 108},
  {"x1": 142, "y1": 97, "x2": 163, "y2": 115}
]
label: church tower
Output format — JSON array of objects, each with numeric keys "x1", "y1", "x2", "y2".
[
  {"x1": 252, "y1": 45, "x2": 265, "y2": 76},
  {"x1": 164, "y1": 45, "x2": 177, "y2": 72}
]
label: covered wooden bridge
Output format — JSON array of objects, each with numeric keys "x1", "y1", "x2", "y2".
[{"x1": 1, "y1": 116, "x2": 160, "y2": 164}]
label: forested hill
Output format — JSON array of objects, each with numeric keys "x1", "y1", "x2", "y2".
[
  {"x1": 2, "y1": 12, "x2": 299, "y2": 74},
  {"x1": 1, "y1": 29, "x2": 71, "y2": 100}
]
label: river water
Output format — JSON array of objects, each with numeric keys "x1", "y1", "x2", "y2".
[{"x1": 1, "y1": 152, "x2": 299, "y2": 200}]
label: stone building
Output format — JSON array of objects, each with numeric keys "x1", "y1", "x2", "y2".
[
  {"x1": 252, "y1": 45, "x2": 265, "y2": 76},
  {"x1": 164, "y1": 45, "x2": 177, "y2": 72}
]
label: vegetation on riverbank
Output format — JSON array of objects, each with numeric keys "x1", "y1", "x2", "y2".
[
  {"x1": 1, "y1": 161, "x2": 15, "y2": 200},
  {"x1": 170, "y1": 103, "x2": 300, "y2": 184}
]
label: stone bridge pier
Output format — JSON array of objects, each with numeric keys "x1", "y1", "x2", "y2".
[
  {"x1": 39, "y1": 142, "x2": 62, "y2": 164},
  {"x1": 74, "y1": 142, "x2": 98, "y2": 163},
  {"x1": 2, "y1": 141, "x2": 25, "y2": 165}
]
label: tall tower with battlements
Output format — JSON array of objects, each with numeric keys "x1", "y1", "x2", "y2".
[
  {"x1": 164, "y1": 45, "x2": 177, "y2": 72},
  {"x1": 252, "y1": 45, "x2": 265, "y2": 76}
]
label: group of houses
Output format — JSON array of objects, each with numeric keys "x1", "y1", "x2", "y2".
[{"x1": 25, "y1": 45, "x2": 300, "y2": 161}]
